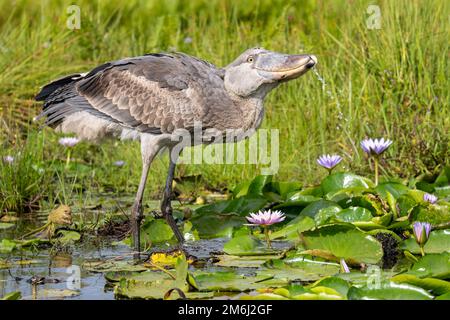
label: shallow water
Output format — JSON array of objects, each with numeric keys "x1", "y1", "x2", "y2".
[{"x1": 1, "y1": 204, "x2": 290, "y2": 300}]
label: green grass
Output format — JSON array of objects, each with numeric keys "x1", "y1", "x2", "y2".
[{"x1": 0, "y1": 0, "x2": 449, "y2": 213}]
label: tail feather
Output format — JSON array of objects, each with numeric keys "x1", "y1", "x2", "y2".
[{"x1": 35, "y1": 74, "x2": 84, "y2": 101}]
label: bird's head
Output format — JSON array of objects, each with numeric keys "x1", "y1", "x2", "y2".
[{"x1": 224, "y1": 47, "x2": 317, "y2": 98}]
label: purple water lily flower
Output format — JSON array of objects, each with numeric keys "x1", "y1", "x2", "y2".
[
  {"x1": 59, "y1": 137, "x2": 80, "y2": 147},
  {"x1": 413, "y1": 221, "x2": 432, "y2": 251},
  {"x1": 423, "y1": 193, "x2": 438, "y2": 204},
  {"x1": 3, "y1": 155, "x2": 14, "y2": 164},
  {"x1": 360, "y1": 138, "x2": 392, "y2": 156},
  {"x1": 317, "y1": 154, "x2": 342, "y2": 170},
  {"x1": 246, "y1": 210, "x2": 285, "y2": 226}
]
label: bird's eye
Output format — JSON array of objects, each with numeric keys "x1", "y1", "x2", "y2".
[{"x1": 247, "y1": 56, "x2": 254, "y2": 63}]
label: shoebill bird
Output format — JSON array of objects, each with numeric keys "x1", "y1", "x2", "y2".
[{"x1": 35, "y1": 47, "x2": 317, "y2": 255}]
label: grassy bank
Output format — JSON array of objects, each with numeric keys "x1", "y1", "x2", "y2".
[{"x1": 0, "y1": 0, "x2": 448, "y2": 212}]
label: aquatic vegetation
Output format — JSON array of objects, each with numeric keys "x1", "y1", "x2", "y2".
[
  {"x1": 317, "y1": 154, "x2": 342, "y2": 174},
  {"x1": 360, "y1": 138, "x2": 393, "y2": 186},
  {"x1": 0, "y1": 0, "x2": 449, "y2": 301},
  {"x1": 246, "y1": 210, "x2": 286, "y2": 248},
  {"x1": 413, "y1": 222, "x2": 432, "y2": 256},
  {"x1": 424, "y1": 193, "x2": 438, "y2": 204}
]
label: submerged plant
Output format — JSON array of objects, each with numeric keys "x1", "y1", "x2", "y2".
[
  {"x1": 317, "y1": 154, "x2": 342, "y2": 174},
  {"x1": 360, "y1": 138, "x2": 392, "y2": 186},
  {"x1": 59, "y1": 137, "x2": 80, "y2": 168},
  {"x1": 423, "y1": 193, "x2": 438, "y2": 204},
  {"x1": 246, "y1": 210, "x2": 285, "y2": 248},
  {"x1": 412, "y1": 221, "x2": 431, "y2": 256}
]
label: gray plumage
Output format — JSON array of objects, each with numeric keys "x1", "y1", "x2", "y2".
[{"x1": 35, "y1": 47, "x2": 317, "y2": 255}]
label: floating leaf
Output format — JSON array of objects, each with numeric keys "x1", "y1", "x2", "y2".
[
  {"x1": 141, "y1": 218, "x2": 174, "y2": 243},
  {"x1": 335, "y1": 207, "x2": 373, "y2": 222},
  {"x1": 400, "y1": 230, "x2": 450, "y2": 254},
  {"x1": 56, "y1": 230, "x2": 81, "y2": 244},
  {"x1": 407, "y1": 253, "x2": 450, "y2": 279},
  {"x1": 190, "y1": 211, "x2": 244, "y2": 238},
  {"x1": 270, "y1": 216, "x2": 315, "y2": 240},
  {"x1": 309, "y1": 276, "x2": 351, "y2": 298},
  {"x1": 347, "y1": 282, "x2": 433, "y2": 300},
  {"x1": 301, "y1": 224, "x2": 383, "y2": 264},
  {"x1": 321, "y1": 173, "x2": 373, "y2": 194},
  {"x1": 391, "y1": 274, "x2": 450, "y2": 295},
  {"x1": 214, "y1": 254, "x2": 282, "y2": 268},
  {"x1": 223, "y1": 235, "x2": 272, "y2": 256},
  {"x1": 192, "y1": 270, "x2": 281, "y2": 292},
  {"x1": 300, "y1": 200, "x2": 341, "y2": 219}
]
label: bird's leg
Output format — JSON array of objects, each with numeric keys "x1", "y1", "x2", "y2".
[
  {"x1": 131, "y1": 159, "x2": 151, "y2": 259},
  {"x1": 161, "y1": 155, "x2": 184, "y2": 243}
]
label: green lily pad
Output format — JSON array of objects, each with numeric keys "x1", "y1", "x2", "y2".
[
  {"x1": 261, "y1": 256, "x2": 340, "y2": 281},
  {"x1": 83, "y1": 260, "x2": 148, "y2": 273},
  {"x1": 391, "y1": 274, "x2": 450, "y2": 295},
  {"x1": 375, "y1": 182, "x2": 410, "y2": 199},
  {"x1": 214, "y1": 254, "x2": 282, "y2": 268},
  {"x1": 301, "y1": 224, "x2": 383, "y2": 264},
  {"x1": 300, "y1": 200, "x2": 341, "y2": 219},
  {"x1": 141, "y1": 218, "x2": 174, "y2": 243},
  {"x1": 321, "y1": 173, "x2": 373, "y2": 194},
  {"x1": 347, "y1": 282, "x2": 434, "y2": 300},
  {"x1": 270, "y1": 216, "x2": 315, "y2": 240},
  {"x1": 190, "y1": 211, "x2": 244, "y2": 238},
  {"x1": 114, "y1": 278, "x2": 191, "y2": 299},
  {"x1": 400, "y1": 229, "x2": 450, "y2": 254},
  {"x1": 407, "y1": 253, "x2": 450, "y2": 279},
  {"x1": 275, "y1": 194, "x2": 322, "y2": 208},
  {"x1": 194, "y1": 196, "x2": 268, "y2": 216},
  {"x1": 223, "y1": 235, "x2": 274, "y2": 256},
  {"x1": 309, "y1": 276, "x2": 351, "y2": 298},
  {"x1": 56, "y1": 230, "x2": 81, "y2": 244},
  {"x1": 192, "y1": 270, "x2": 281, "y2": 292},
  {"x1": 335, "y1": 207, "x2": 373, "y2": 222}
]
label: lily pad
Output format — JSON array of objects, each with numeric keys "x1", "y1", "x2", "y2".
[
  {"x1": 141, "y1": 218, "x2": 174, "y2": 243},
  {"x1": 190, "y1": 212, "x2": 245, "y2": 238},
  {"x1": 300, "y1": 200, "x2": 341, "y2": 219},
  {"x1": 270, "y1": 216, "x2": 315, "y2": 240},
  {"x1": 300, "y1": 224, "x2": 383, "y2": 264},
  {"x1": 214, "y1": 254, "x2": 282, "y2": 268},
  {"x1": 192, "y1": 270, "x2": 282, "y2": 291},
  {"x1": 407, "y1": 253, "x2": 450, "y2": 279},
  {"x1": 223, "y1": 235, "x2": 274, "y2": 256},
  {"x1": 321, "y1": 173, "x2": 373, "y2": 194},
  {"x1": 309, "y1": 276, "x2": 351, "y2": 298},
  {"x1": 400, "y1": 229, "x2": 450, "y2": 254},
  {"x1": 391, "y1": 274, "x2": 450, "y2": 295},
  {"x1": 347, "y1": 282, "x2": 434, "y2": 300},
  {"x1": 83, "y1": 260, "x2": 148, "y2": 273},
  {"x1": 261, "y1": 256, "x2": 340, "y2": 281}
]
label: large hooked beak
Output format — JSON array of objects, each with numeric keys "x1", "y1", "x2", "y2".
[{"x1": 255, "y1": 53, "x2": 317, "y2": 82}]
